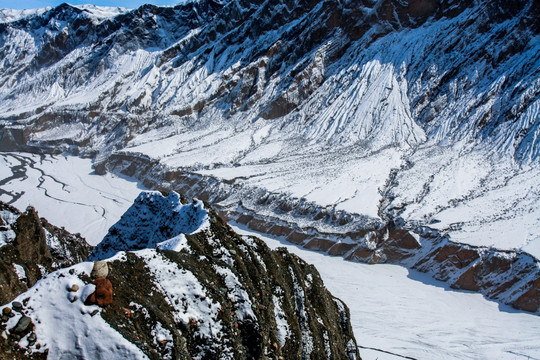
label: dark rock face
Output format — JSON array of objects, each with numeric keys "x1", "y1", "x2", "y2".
[
  {"x1": 0, "y1": 202, "x2": 93, "y2": 305},
  {"x1": 91, "y1": 192, "x2": 360, "y2": 359},
  {"x1": 103, "y1": 228, "x2": 360, "y2": 359}
]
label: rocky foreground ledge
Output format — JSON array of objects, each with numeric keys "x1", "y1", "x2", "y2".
[{"x1": 0, "y1": 193, "x2": 360, "y2": 359}]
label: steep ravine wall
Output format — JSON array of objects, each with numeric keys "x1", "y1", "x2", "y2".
[{"x1": 100, "y1": 152, "x2": 540, "y2": 314}]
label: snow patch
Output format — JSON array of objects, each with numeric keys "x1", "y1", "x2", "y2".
[
  {"x1": 5, "y1": 262, "x2": 148, "y2": 359},
  {"x1": 12, "y1": 263, "x2": 26, "y2": 282}
]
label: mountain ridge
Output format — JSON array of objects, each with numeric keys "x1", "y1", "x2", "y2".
[{"x1": 0, "y1": 193, "x2": 361, "y2": 359}]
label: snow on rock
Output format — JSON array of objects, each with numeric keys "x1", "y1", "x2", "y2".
[
  {"x1": 272, "y1": 289, "x2": 290, "y2": 347},
  {"x1": 4, "y1": 262, "x2": 148, "y2": 359},
  {"x1": 0, "y1": 189, "x2": 360, "y2": 359},
  {"x1": 90, "y1": 191, "x2": 209, "y2": 260},
  {"x1": 0, "y1": 209, "x2": 17, "y2": 247},
  {"x1": 12, "y1": 263, "x2": 26, "y2": 282},
  {"x1": 214, "y1": 264, "x2": 256, "y2": 322},
  {"x1": 137, "y1": 249, "x2": 224, "y2": 342}
]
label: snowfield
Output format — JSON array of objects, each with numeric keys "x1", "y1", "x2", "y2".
[
  {"x1": 232, "y1": 225, "x2": 540, "y2": 360},
  {"x1": 0, "y1": 153, "x2": 144, "y2": 245},
  {"x1": 1, "y1": 153, "x2": 539, "y2": 359}
]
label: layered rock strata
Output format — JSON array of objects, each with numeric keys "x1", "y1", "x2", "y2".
[{"x1": 101, "y1": 154, "x2": 540, "y2": 314}]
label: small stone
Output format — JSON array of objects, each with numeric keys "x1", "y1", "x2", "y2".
[
  {"x1": 36, "y1": 343, "x2": 41, "y2": 350},
  {"x1": 2, "y1": 307, "x2": 11, "y2": 315},
  {"x1": 91, "y1": 261, "x2": 109, "y2": 279},
  {"x1": 27, "y1": 332, "x2": 36, "y2": 342},
  {"x1": 90, "y1": 309, "x2": 99, "y2": 317},
  {"x1": 69, "y1": 269, "x2": 75, "y2": 275},
  {"x1": 122, "y1": 308, "x2": 132, "y2": 318},
  {"x1": 68, "y1": 284, "x2": 79, "y2": 292},
  {"x1": 8, "y1": 312, "x2": 14, "y2": 318},
  {"x1": 11, "y1": 302, "x2": 22, "y2": 312},
  {"x1": 1, "y1": 315, "x2": 8, "y2": 322},
  {"x1": 11, "y1": 316, "x2": 33, "y2": 334},
  {"x1": 69, "y1": 295, "x2": 78, "y2": 303},
  {"x1": 229, "y1": 249, "x2": 237, "y2": 255}
]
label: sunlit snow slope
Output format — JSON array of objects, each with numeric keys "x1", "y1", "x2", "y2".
[{"x1": 0, "y1": 0, "x2": 538, "y2": 253}]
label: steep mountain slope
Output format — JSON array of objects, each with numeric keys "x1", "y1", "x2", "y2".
[
  {"x1": 0, "y1": 192, "x2": 360, "y2": 359},
  {"x1": 0, "y1": 0, "x2": 539, "y2": 311}
]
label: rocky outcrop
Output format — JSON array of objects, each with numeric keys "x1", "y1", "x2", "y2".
[
  {"x1": 413, "y1": 238, "x2": 540, "y2": 313},
  {"x1": 0, "y1": 202, "x2": 93, "y2": 305},
  {"x1": 0, "y1": 193, "x2": 361, "y2": 359}
]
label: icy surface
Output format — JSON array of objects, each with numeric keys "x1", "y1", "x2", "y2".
[
  {"x1": 0, "y1": 153, "x2": 144, "y2": 245},
  {"x1": 231, "y1": 225, "x2": 540, "y2": 360}
]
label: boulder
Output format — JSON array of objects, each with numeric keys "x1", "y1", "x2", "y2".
[
  {"x1": 91, "y1": 261, "x2": 109, "y2": 279},
  {"x1": 11, "y1": 316, "x2": 33, "y2": 335}
]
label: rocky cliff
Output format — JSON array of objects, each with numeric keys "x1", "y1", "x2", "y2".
[
  {"x1": 0, "y1": 201, "x2": 93, "y2": 305},
  {"x1": 0, "y1": 192, "x2": 361, "y2": 359}
]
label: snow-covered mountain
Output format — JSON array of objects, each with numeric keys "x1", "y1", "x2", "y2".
[
  {"x1": 0, "y1": 0, "x2": 539, "y2": 312},
  {"x1": 0, "y1": 193, "x2": 360, "y2": 359}
]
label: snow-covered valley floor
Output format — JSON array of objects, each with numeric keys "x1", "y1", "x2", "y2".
[
  {"x1": 0, "y1": 152, "x2": 144, "y2": 244},
  {"x1": 1, "y1": 152, "x2": 539, "y2": 359},
  {"x1": 232, "y1": 225, "x2": 540, "y2": 360}
]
